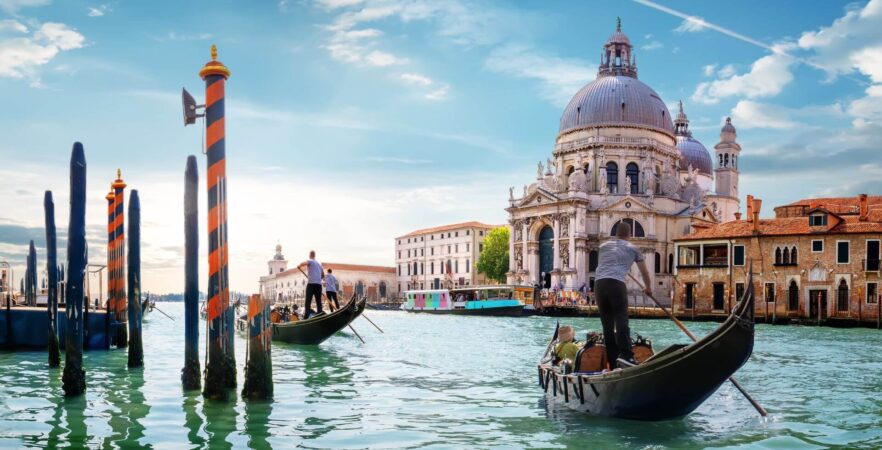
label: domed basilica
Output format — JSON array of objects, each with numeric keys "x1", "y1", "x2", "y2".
[{"x1": 505, "y1": 20, "x2": 742, "y2": 299}]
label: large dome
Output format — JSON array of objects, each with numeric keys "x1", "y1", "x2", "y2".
[
  {"x1": 559, "y1": 76, "x2": 675, "y2": 136},
  {"x1": 676, "y1": 135, "x2": 713, "y2": 175}
]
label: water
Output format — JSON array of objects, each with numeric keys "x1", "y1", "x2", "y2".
[{"x1": 1, "y1": 303, "x2": 880, "y2": 449}]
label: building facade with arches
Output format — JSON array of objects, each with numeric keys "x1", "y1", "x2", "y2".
[
  {"x1": 259, "y1": 245, "x2": 398, "y2": 304},
  {"x1": 674, "y1": 194, "x2": 882, "y2": 325},
  {"x1": 505, "y1": 20, "x2": 740, "y2": 301}
]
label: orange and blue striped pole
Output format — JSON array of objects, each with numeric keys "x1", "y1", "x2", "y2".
[
  {"x1": 105, "y1": 188, "x2": 115, "y2": 341},
  {"x1": 242, "y1": 294, "x2": 272, "y2": 400},
  {"x1": 112, "y1": 170, "x2": 128, "y2": 348},
  {"x1": 200, "y1": 44, "x2": 235, "y2": 398}
]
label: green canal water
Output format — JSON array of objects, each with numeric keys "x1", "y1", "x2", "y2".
[{"x1": 1, "y1": 303, "x2": 880, "y2": 449}]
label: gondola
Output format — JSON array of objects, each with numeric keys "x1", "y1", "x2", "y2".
[
  {"x1": 268, "y1": 295, "x2": 367, "y2": 345},
  {"x1": 538, "y1": 275, "x2": 755, "y2": 421}
]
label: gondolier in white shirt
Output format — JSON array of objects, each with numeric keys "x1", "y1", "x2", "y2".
[
  {"x1": 595, "y1": 222, "x2": 653, "y2": 369},
  {"x1": 324, "y1": 268, "x2": 339, "y2": 309},
  {"x1": 302, "y1": 250, "x2": 324, "y2": 319}
]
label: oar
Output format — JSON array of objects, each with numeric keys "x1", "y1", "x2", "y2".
[
  {"x1": 151, "y1": 304, "x2": 175, "y2": 321},
  {"x1": 627, "y1": 273, "x2": 768, "y2": 417},
  {"x1": 297, "y1": 266, "x2": 366, "y2": 344},
  {"x1": 360, "y1": 312, "x2": 384, "y2": 334},
  {"x1": 540, "y1": 321, "x2": 560, "y2": 363}
]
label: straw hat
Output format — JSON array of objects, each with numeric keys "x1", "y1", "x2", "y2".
[{"x1": 559, "y1": 326, "x2": 575, "y2": 343}]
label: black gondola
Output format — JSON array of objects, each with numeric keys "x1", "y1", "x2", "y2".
[
  {"x1": 538, "y1": 275, "x2": 755, "y2": 421},
  {"x1": 267, "y1": 296, "x2": 367, "y2": 345}
]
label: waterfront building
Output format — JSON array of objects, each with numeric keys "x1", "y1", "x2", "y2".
[
  {"x1": 259, "y1": 245, "x2": 397, "y2": 303},
  {"x1": 674, "y1": 195, "x2": 882, "y2": 325},
  {"x1": 394, "y1": 221, "x2": 497, "y2": 292},
  {"x1": 505, "y1": 20, "x2": 741, "y2": 301}
]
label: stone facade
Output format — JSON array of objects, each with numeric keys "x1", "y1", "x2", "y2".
[
  {"x1": 259, "y1": 245, "x2": 397, "y2": 303},
  {"x1": 395, "y1": 221, "x2": 496, "y2": 292},
  {"x1": 505, "y1": 21, "x2": 740, "y2": 303},
  {"x1": 674, "y1": 195, "x2": 882, "y2": 325}
]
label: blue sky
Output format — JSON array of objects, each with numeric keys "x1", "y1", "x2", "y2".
[{"x1": 1, "y1": 0, "x2": 880, "y2": 293}]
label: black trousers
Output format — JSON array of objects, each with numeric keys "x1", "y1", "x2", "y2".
[
  {"x1": 327, "y1": 291, "x2": 339, "y2": 309},
  {"x1": 595, "y1": 278, "x2": 633, "y2": 365},
  {"x1": 305, "y1": 283, "x2": 323, "y2": 315}
]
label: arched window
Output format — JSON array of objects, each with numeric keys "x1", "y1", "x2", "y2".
[
  {"x1": 788, "y1": 280, "x2": 799, "y2": 312},
  {"x1": 668, "y1": 253, "x2": 674, "y2": 274},
  {"x1": 356, "y1": 281, "x2": 365, "y2": 297},
  {"x1": 583, "y1": 163, "x2": 590, "y2": 174},
  {"x1": 611, "y1": 218, "x2": 645, "y2": 238},
  {"x1": 719, "y1": 154, "x2": 724, "y2": 167},
  {"x1": 567, "y1": 166, "x2": 575, "y2": 175},
  {"x1": 724, "y1": 154, "x2": 729, "y2": 167},
  {"x1": 782, "y1": 247, "x2": 790, "y2": 265},
  {"x1": 606, "y1": 162, "x2": 618, "y2": 193},
  {"x1": 837, "y1": 279, "x2": 849, "y2": 312},
  {"x1": 588, "y1": 250, "x2": 598, "y2": 272},
  {"x1": 791, "y1": 246, "x2": 798, "y2": 265},
  {"x1": 775, "y1": 247, "x2": 782, "y2": 265},
  {"x1": 654, "y1": 252, "x2": 661, "y2": 274},
  {"x1": 626, "y1": 162, "x2": 640, "y2": 194},
  {"x1": 413, "y1": 261, "x2": 418, "y2": 274},
  {"x1": 379, "y1": 281, "x2": 387, "y2": 298}
]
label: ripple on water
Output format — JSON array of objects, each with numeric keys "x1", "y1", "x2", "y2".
[{"x1": 1, "y1": 305, "x2": 881, "y2": 448}]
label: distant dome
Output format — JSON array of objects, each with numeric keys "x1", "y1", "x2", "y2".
[
  {"x1": 676, "y1": 135, "x2": 713, "y2": 176},
  {"x1": 722, "y1": 117, "x2": 736, "y2": 134},
  {"x1": 559, "y1": 76, "x2": 675, "y2": 136}
]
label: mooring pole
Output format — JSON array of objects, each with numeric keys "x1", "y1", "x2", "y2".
[
  {"x1": 127, "y1": 190, "x2": 144, "y2": 368},
  {"x1": 200, "y1": 45, "x2": 236, "y2": 398},
  {"x1": 62, "y1": 142, "x2": 87, "y2": 397},
  {"x1": 105, "y1": 189, "x2": 115, "y2": 340},
  {"x1": 182, "y1": 155, "x2": 201, "y2": 390},
  {"x1": 27, "y1": 241, "x2": 36, "y2": 307},
  {"x1": 242, "y1": 294, "x2": 273, "y2": 400},
  {"x1": 45, "y1": 191, "x2": 60, "y2": 367},
  {"x1": 112, "y1": 170, "x2": 128, "y2": 348}
]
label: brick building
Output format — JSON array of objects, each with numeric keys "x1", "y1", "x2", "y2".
[{"x1": 673, "y1": 194, "x2": 881, "y2": 326}]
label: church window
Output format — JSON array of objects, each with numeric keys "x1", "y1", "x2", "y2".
[
  {"x1": 589, "y1": 250, "x2": 598, "y2": 272},
  {"x1": 626, "y1": 163, "x2": 639, "y2": 194},
  {"x1": 606, "y1": 162, "x2": 618, "y2": 193},
  {"x1": 610, "y1": 218, "x2": 645, "y2": 238},
  {"x1": 654, "y1": 252, "x2": 661, "y2": 274},
  {"x1": 790, "y1": 246, "x2": 798, "y2": 264},
  {"x1": 782, "y1": 247, "x2": 790, "y2": 265},
  {"x1": 837, "y1": 278, "x2": 849, "y2": 312}
]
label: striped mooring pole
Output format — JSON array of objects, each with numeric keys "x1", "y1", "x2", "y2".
[
  {"x1": 62, "y1": 142, "x2": 87, "y2": 397},
  {"x1": 127, "y1": 190, "x2": 143, "y2": 368},
  {"x1": 105, "y1": 189, "x2": 114, "y2": 320},
  {"x1": 200, "y1": 44, "x2": 236, "y2": 399},
  {"x1": 44, "y1": 191, "x2": 60, "y2": 367},
  {"x1": 112, "y1": 170, "x2": 128, "y2": 348},
  {"x1": 242, "y1": 294, "x2": 273, "y2": 400},
  {"x1": 182, "y1": 155, "x2": 201, "y2": 390}
]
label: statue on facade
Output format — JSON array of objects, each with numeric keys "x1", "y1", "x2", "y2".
[
  {"x1": 643, "y1": 165, "x2": 657, "y2": 196},
  {"x1": 560, "y1": 214, "x2": 570, "y2": 237},
  {"x1": 560, "y1": 245, "x2": 570, "y2": 269},
  {"x1": 514, "y1": 246, "x2": 523, "y2": 270},
  {"x1": 509, "y1": 186, "x2": 514, "y2": 201},
  {"x1": 537, "y1": 161, "x2": 544, "y2": 179},
  {"x1": 546, "y1": 158, "x2": 554, "y2": 176},
  {"x1": 598, "y1": 165, "x2": 609, "y2": 194},
  {"x1": 522, "y1": 184, "x2": 528, "y2": 198}
]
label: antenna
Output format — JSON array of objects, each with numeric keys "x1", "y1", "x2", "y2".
[{"x1": 182, "y1": 88, "x2": 205, "y2": 126}]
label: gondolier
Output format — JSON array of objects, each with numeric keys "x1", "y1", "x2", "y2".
[
  {"x1": 302, "y1": 251, "x2": 324, "y2": 319},
  {"x1": 325, "y1": 268, "x2": 339, "y2": 309},
  {"x1": 595, "y1": 222, "x2": 652, "y2": 368}
]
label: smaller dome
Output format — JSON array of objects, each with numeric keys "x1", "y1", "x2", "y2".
[
  {"x1": 721, "y1": 117, "x2": 736, "y2": 134},
  {"x1": 607, "y1": 17, "x2": 630, "y2": 45},
  {"x1": 677, "y1": 136, "x2": 713, "y2": 176}
]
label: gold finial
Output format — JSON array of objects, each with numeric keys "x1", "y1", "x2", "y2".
[
  {"x1": 211, "y1": 44, "x2": 217, "y2": 61},
  {"x1": 117, "y1": 168, "x2": 121, "y2": 179}
]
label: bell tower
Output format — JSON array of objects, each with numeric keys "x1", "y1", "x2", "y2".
[
  {"x1": 714, "y1": 117, "x2": 741, "y2": 199},
  {"x1": 268, "y1": 244, "x2": 288, "y2": 275}
]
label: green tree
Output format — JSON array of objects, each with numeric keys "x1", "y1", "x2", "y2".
[{"x1": 476, "y1": 226, "x2": 510, "y2": 283}]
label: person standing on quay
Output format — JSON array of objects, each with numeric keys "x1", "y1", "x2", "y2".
[
  {"x1": 325, "y1": 268, "x2": 339, "y2": 309},
  {"x1": 595, "y1": 222, "x2": 652, "y2": 369},
  {"x1": 303, "y1": 251, "x2": 324, "y2": 319}
]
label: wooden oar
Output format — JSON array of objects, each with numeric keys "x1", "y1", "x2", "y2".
[
  {"x1": 627, "y1": 273, "x2": 768, "y2": 417},
  {"x1": 151, "y1": 304, "x2": 175, "y2": 321},
  {"x1": 297, "y1": 266, "x2": 365, "y2": 344},
  {"x1": 360, "y1": 312, "x2": 384, "y2": 333}
]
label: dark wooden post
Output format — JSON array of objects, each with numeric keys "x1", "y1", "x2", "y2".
[
  {"x1": 182, "y1": 156, "x2": 201, "y2": 390},
  {"x1": 45, "y1": 191, "x2": 60, "y2": 367},
  {"x1": 242, "y1": 294, "x2": 273, "y2": 400},
  {"x1": 27, "y1": 240, "x2": 36, "y2": 306},
  {"x1": 127, "y1": 190, "x2": 143, "y2": 368},
  {"x1": 62, "y1": 142, "x2": 87, "y2": 397}
]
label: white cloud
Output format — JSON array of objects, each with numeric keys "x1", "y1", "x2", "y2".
[
  {"x1": 0, "y1": 22, "x2": 85, "y2": 82},
  {"x1": 0, "y1": 19, "x2": 28, "y2": 33},
  {"x1": 364, "y1": 49, "x2": 406, "y2": 66},
  {"x1": 365, "y1": 156, "x2": 432, "y2": 164},
  {"x1": 641, "y1": 40, "x2": 663, "y2": 51},
  {"x1": 797, "y1": 0, "x2": 882, "y2": 82},
  {"x1": 87, "y1": 5, "x2": 111, "y2": 17},
  {"x1": 702, "y1": 64, "x2": 716, "y2": 77},
  {"x1": 848, "y1": 84, "x2": 882, "y2": 127},
  {"x1": 400, "y1": 72, "x2": 432, "y2": 86},
  {"x1": 0, "y1": 0, "x2": 49, "y2": 13},
  {"x1": 315, "y1": 0, "x2": 364, "y2": 9},
  {"x1": 424, "y1": 85, "x2": 449, "y2": 101},
  {"x1": 674, "y1": 16, "x2": 708, "y2": 33},
  {"x1": 153, "y1": 31, "x2": 212, "y2": 42},
  {"x1": 717, "y1": 63, "x2": 736, "y2": 78},
  {"x1": 485, "y1": 45, "x2": 595, "y2": 107},
  {"x1": 691, "y1": 47, "x2": 795, "y2": 104},
  {"x1": 399, "y1": 72, "x2": 449, "y2": 100},
  {"x1": 730, "y1": 100, "x2": 798, "y2": 129}
]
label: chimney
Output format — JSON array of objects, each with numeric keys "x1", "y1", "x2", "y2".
[
  {"x1": 752, "y1": 198, "x2": 762, "y2": 232},
  {"x1": 734, "y1": 212, "x2": 742, "y2": 220},
  {"x1": 859, "y1": 193, "x2": 868, "y2": 221},
  {"x1": 746, "y1": 195, "x2": 754, "y2": 222}
]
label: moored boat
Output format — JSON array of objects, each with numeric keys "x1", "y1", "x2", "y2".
[
  {"x1": 402, "y1": 285, "x2": 530, "y2": 317},
  {"x1": 240, "y1": 295, "x2": 366, "y2": 345},
  {"x1": 538, "y1": 275, "x2": 756, "y2": 420}
]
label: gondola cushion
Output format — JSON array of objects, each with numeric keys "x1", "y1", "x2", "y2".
[{"x1": 575, "y1": 344, "x2": 606, "y2": 373}]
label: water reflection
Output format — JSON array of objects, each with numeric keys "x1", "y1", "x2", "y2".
[
  {"x1": 61, "y1": 396, "x2": 88, "y2": 447},
  {"x1": 203, "y1": 398, "x2": 238, "y2": 449},
  {"x1": 244, "y1": 400, "x2": 272, "y2": 449},
  {"x1": 182, "y1": 392, "x2": 206, "y2": 448}
]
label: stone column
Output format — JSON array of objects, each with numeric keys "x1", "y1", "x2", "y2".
[
  {"x1": 521, "y1": 221, "x2": 529, "y2": 273},
  {"x1": 575, "y1": 239, "x2": 587, "y2": 287},
  {"x1": 552, "y1": 217, "x2": 561, "y2": 269},
  {"x1": 568, "y1": 214, "x2": 576, "y2": 269},
  {"x1": 508, "y1": 220, "x2": 515, "y2": 273}
]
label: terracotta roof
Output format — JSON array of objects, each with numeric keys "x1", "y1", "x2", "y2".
[
  {"x1": 399, "y1": 221, "x2": 498, "y2": 238},
  {"x1": 279, "y1": 262, "x2": 395, "y2": 277},
  {"x1": 676, "y1": 210, "x2": 882, "y2": 241},
  {"x1": 781, "y1": 195, "x2": 882, "y2": 208}
]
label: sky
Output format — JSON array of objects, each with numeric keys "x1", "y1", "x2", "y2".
[{"x1": 1, "y1": 0, "x2": 880, "y2": 294}]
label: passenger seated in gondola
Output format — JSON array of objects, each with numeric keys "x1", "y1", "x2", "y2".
[{"x1": 552, "y1": 326, "x2": 580, "y2": 366}]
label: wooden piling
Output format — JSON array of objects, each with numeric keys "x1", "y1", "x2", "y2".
[
  {"x1": 27, "y1": 241, "x2": 36, "y2": 306},
  {"x1": 44, "y1": 191, "x2": 60, "y2": 367},
  {"x1": 242, "y1": 294, "x2": 273, "y2": 400},
  {"x1": 112, "y1": 170, "x2": 128, "y2": 348},
  {"x1": 200, "y1": 45, "x2": 236, "y2": 398},
  {"x1": 182, "y1": 156, "x2": 201, "y2": 390},
  {"x1": 62, "y1": 142, "x2": 87, "y2": 397},
  {"x1": 127, "y1": 190, "x2": 144, "y2": 368}
]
